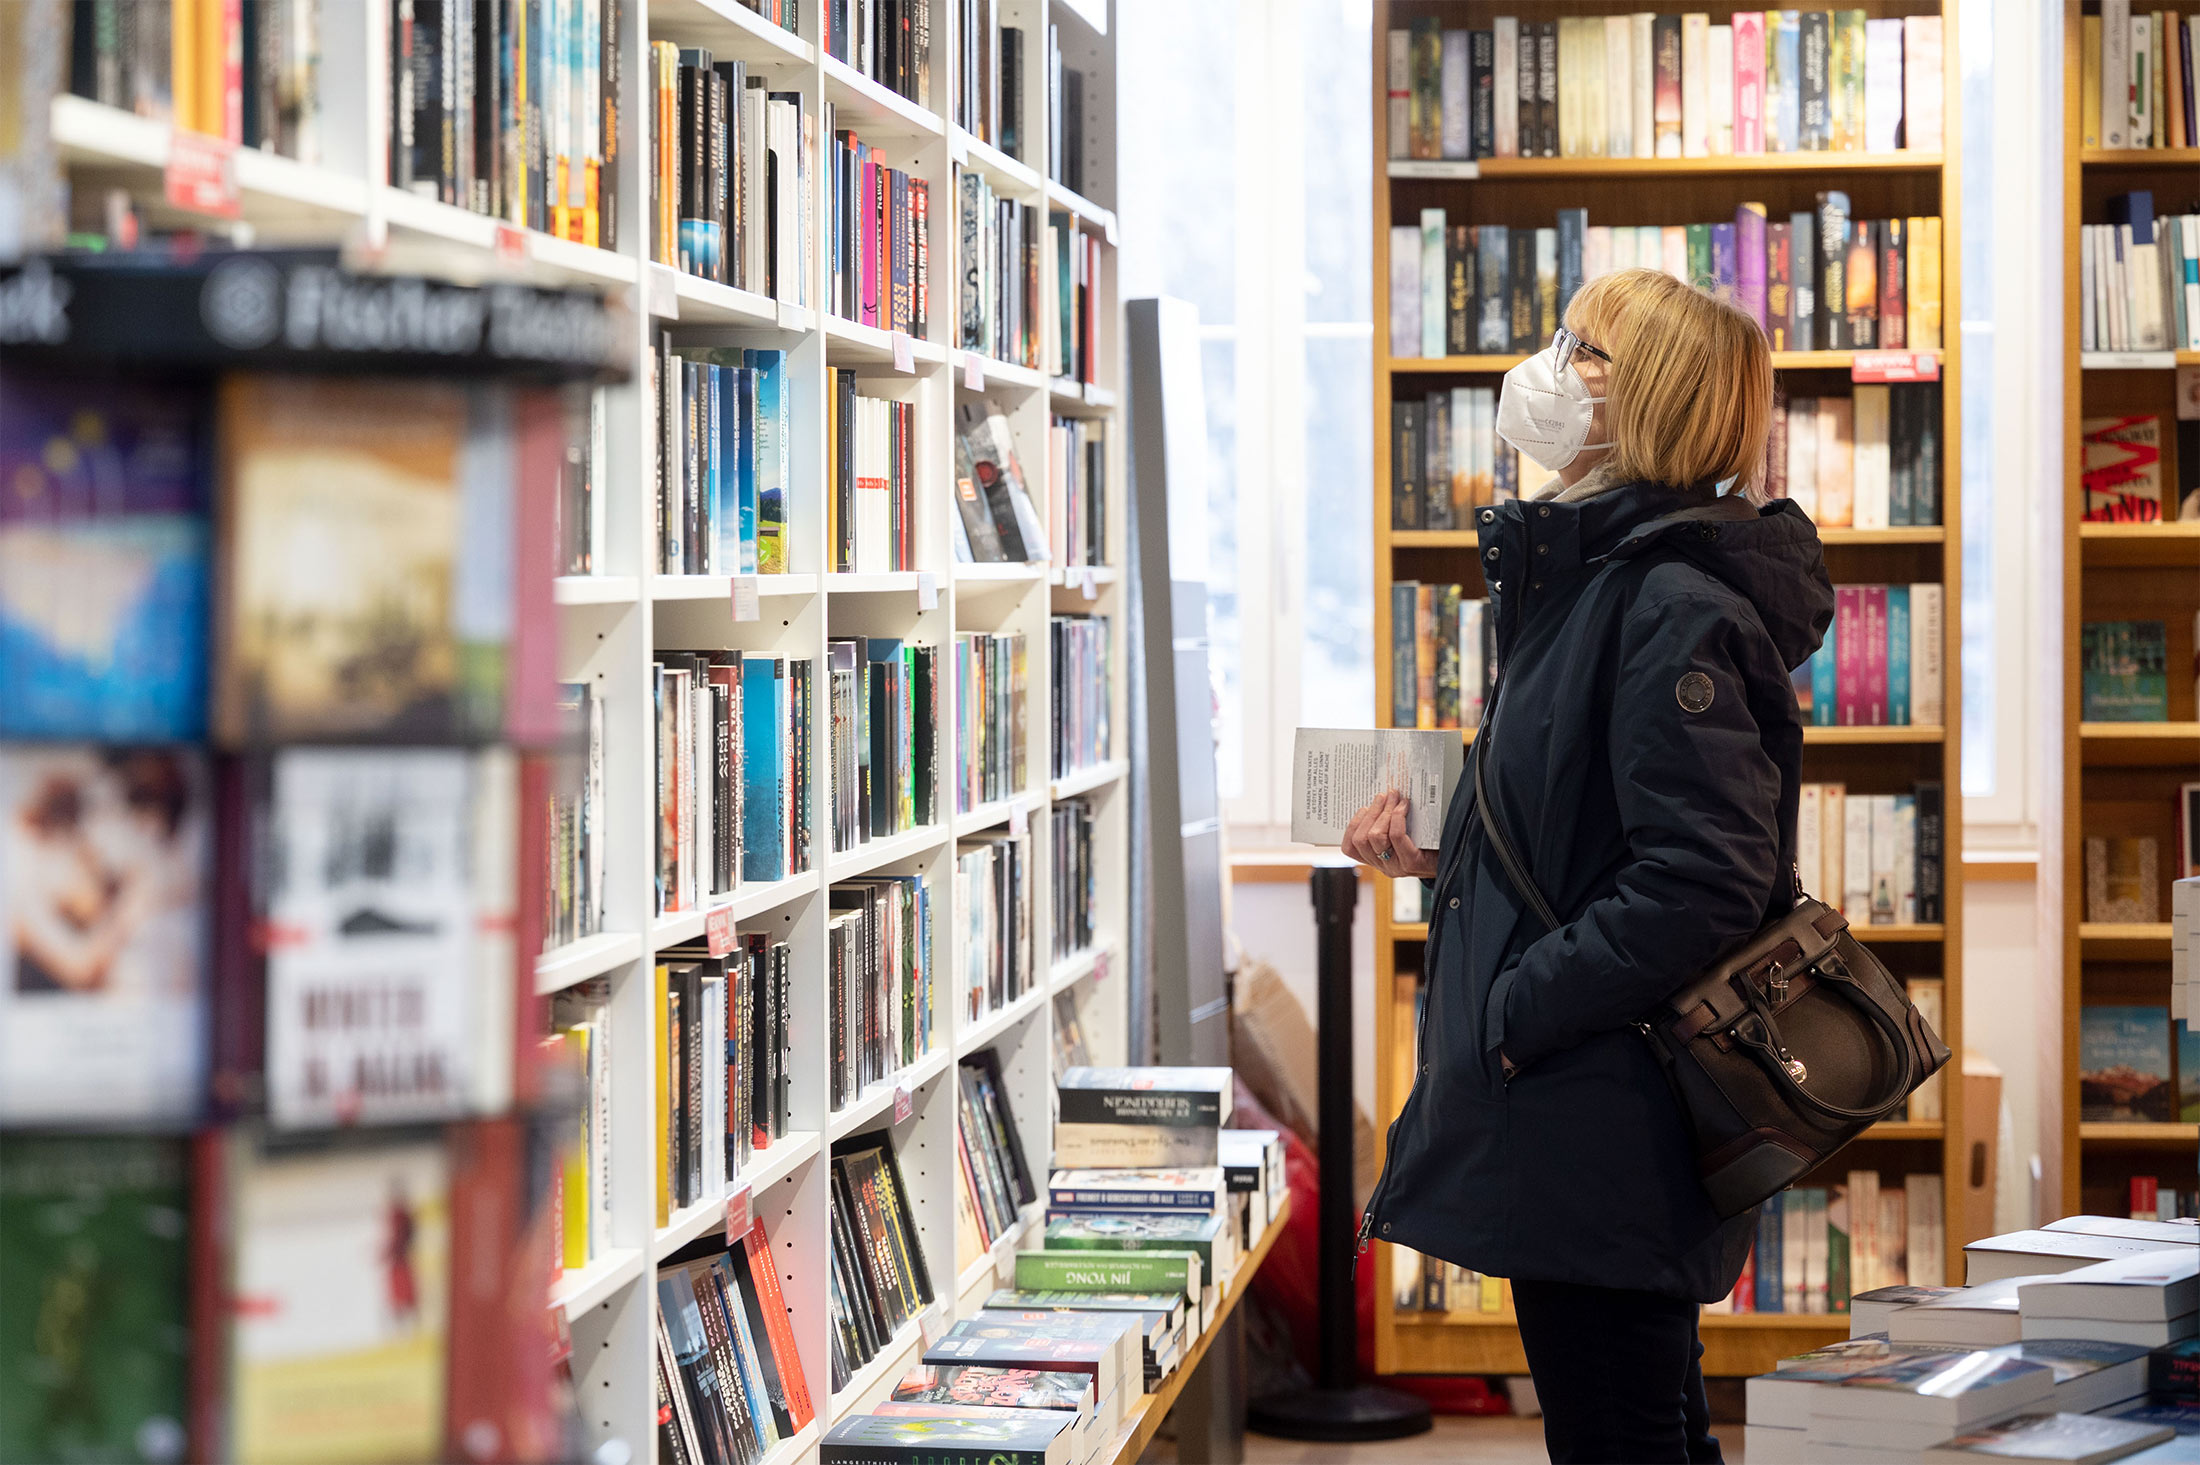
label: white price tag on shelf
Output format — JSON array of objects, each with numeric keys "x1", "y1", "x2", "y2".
[
  {"x1": 165, "y1": 131, "x2": 239, "y2": 218},
  {"x1": 722, "y1": 1181, "x2": 752, "y2": 1244},
  {"x1": 919, "y1": 1300, "x2": 951, "y2": 1345},
  {"x1": 705, "y1": 906, "x2": 736, "y2": 958},
  {"x1": 964, "y1": 354, "x2": 985, "y2": 393},
  {"x1": 494, "y1": 223, "x2": 530, "y2": 268},
  {"x1": 892, "y1": 331, "x2": 915, "y2": 374},
  {"x1": 647, "y1": 264, "x2": 679, "y2": 319},
  {"x1": 894, "y1": 1083, "x2": 914, "y2": 1123},
  {"x1": 730, "y1": 575, "x2": 761, "y2": 622},
  {"x1": 1008, "y1": 803, "x2": 1028, "y2": 838},
  {"x1": 917, "y1": 571, "x2": 939, "y2": 610},
  {"x1": 1078, "y1": 567, "x2": 1098, "y2": 601}
]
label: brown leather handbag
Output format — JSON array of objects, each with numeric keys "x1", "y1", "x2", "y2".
[{"x1": 1473, "y1": 713, "x2": 1952, "y2": 1219}]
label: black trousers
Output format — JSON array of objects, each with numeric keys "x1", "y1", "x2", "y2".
[{"x1": 1510, "y1": 1278, "x2": 1722, "y2": 1465}]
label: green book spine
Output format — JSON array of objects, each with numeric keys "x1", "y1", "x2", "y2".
[{"x1": 1015, "y1": 1251, "x2": 1197, "y2": 1295}]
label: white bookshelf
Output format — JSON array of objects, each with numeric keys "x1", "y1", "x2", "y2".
[{"x1": 52, "y1": 0, "x2": 1126, "y2": 1455}]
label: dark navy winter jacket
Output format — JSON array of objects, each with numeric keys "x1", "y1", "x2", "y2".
[{"x1": 1364, "y1": 479, "x2": 1836, "y2": 1302}]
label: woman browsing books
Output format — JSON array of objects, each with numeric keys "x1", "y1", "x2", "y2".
[{"x1": 1342, "y1": 269, "x2": 1834, "y2": 1464}]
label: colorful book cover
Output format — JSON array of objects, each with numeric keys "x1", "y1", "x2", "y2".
[
  {"x1": 1734, "y1": 11, "x2": 1766, "y2": 153},
  {"x1": 1834, "y1": 586, "x2": 1865, "y2": 727},
  {"x1": 823, "y1": 1410, "x2": 1073, "y2": 1458},
  {"x1": 1710, "y1": 222, "x2": 1738, "y2": 296},
  {"x1": 2178, "y1": 1020, "x2": 2199, "y2": 1122},
  {"x1": 1860, "y1": 584, "x2": 1889, "y2": 726},
  {"x1": 231, "y1": 1140, "x2": 452, "y2": 1465},
  {"x1": 0, "y1": 747, "x2": 210, "y2": 1124},
  {"x1": 2081, "y1": 415, "x2": 2167, "y2": 523},
  {"x1": 0, "y1": 1135, "x2": 191, "y2": 1465},
  {"x1": 1846, "y1": 219, "x2": 1880, "y2": 349},
  {"x1": 1771, "y1": 10, "x2": 1803, "y2": 153},
  {"x1": 0, "y1": 371, "x2": 210, "y2": 740},
  {"x1": 1652, "y1": 13, "x2": 1682, "y2": 157},
  {"x1": 2079, "y1": 1006, "x2": 2175, "y2": 1122},
  {"x1": 1811, "y1": 640, "x2": 1838, "y2": 726},
  {"x1": 1886, "y1": 585, "x2": 1911, "y2": 725},
  {"x1": 889, "y1": 1363, "x2": 1092, "y2": 1412},
  {"x1": 741, "y1": 658, "x2": 788, "y2": 880},
  {"x1": 1737, "y1": 204, "x2": 1768, "y2": 329},
  {"x1": 746, "y1": 350, "x2": 788, "y2": 574},
  {"x1": 2080, "y1": 621, "x2": 2170, "y2": 721}
]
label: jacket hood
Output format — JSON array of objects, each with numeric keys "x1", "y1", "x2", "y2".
[{"x1": 1581, "y1": 481, "x2": 1835, "y2": 671}]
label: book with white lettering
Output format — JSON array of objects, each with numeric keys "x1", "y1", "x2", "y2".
[
  {"x1": 1047, "y1": 1168, "x2": 1224, "y2": 1214},
  {"x1": 1289, "y1": 727, "x2": 1462, "y2": 849}
]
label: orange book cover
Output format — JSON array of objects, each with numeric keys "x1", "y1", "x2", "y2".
[
  {"x1": 1815, "y1": 395, "x2": 1856, "y2": 528},
  {"x1": 1414, "y1": 583, "x2": 1436, "y2": 729}
]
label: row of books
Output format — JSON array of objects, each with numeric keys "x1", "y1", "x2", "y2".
[
  {"x1": 827, "y1": 121, "x2": 930, "y2": 338},
  {"x1": 960, "y1": 169, "x2": 1043, "y2": 370},
  {"x1": 2087, "y1": 801, "x2": 2200, "y2": 924},
  {"x1": 829, "y1": 877, "x2": 935, "y2": 1112},
  {"x1": 828, "y1": 1132, "x2": 937, "y2": 1391},
  {"x1": 954, "y1": 631, "x2": 1029, "y2": 812},
  {"x1": 2080, "y1": 195, "x2": 2200, "y2": 354},
  {"x1": 70, "y1": 0, "x2": 319, "y2": 155},
  {"x1": 2128, "y1": 1177, "x2": 2200, "y2": 1221},
  {"x1": 1047, "y1": 415, "x2": 1109, "y2": 567},
  {"x1": 1770, "y1": 384, "x2": 1945, "y2": 529},
  {"x1": 954, "y1": 399, "x2": 1048, "y2": 564},
  {"x1": 1051, "y1": 796, "x2": 1098, "y2": 964},
  {"x1": 655, "y1": 343, "x2": 792, "y2": 578},
  {"x1": 1388, "y1": 200, "x2": 1944, "y2": 360},
  {"x1": 542, "y1": 682, "x2": 606, "y2": 953},
  {"x1": 825, "y1": 0, "x2": 930, "y2": 110},
  {"x1": 1050, "y1": 614, "x2": 1111, "y2": 779},
  {"x1": 393, "y1": 0, "x2": 622, "y2": 245},
  {"x1": 1388, "y1": 389, "x2": 1521, "y2": 529},
  {"x1": 2081, "y1": 414, "x2": 2200, "y2": 523},
  {"x1": 548, "y1": 984, "x2": 613, "y2": 1270},
  {"x1": 556, "y1": 388, "x2": 606, "y2": 576},
  {"x1": 653, "y1": 939, "x2": 793, "y2": 1223},
  {"x1": 950, "y1": 1, "x2": 1026, "y2": 159},
  {"x1": 826, "y1": 637, "x2": 939, "y2": 854},
  {"x1": 1722, "y1": 1174, "x2": 1948, "y2": 1316},
  {"x1": 1387, "y1": 11, "x2": 1944, "y2": 162},
  {"x1": 1797, "y1": 781, "x2": 1949, "y2": 927},
  {"x1": 1386, "y1": 582, "x2": 1495, "y2": 733},
  {"x1": 2088, "y1": 2, "x2": 2200, "y2": 149},
  {"x1": 2079, "y1": 1008, "x2": 2199, "y2": 1123},
  {"x1": 1056, "y1": 219, "x2": 1105, "y2": 387},
  {"x1": 829, "y1": 373, "x2": 920, "y2": 574},
  {"x1": 956, "y1": 828, "x2": 1035, "y2": 1026},
  {"x1": 1791, "y1": 583, "x2": 1948, "y2": 728},
  {"x1": 653, "y1": 1221, "x2": 816, "y2": 1465},
  {"x1": 0, "y1": 371, "x2": 580, "y2": 746},
  {"x1": 1390, "y1": 1255, "x2": 1513, "y2": 1317},
  {"x1": 1045, "y1": 26, "x2": 1087, "y2": 195},
  {"x1": 3, "y1": 1127, "x2": 570, "y2": 1465},
  {"x1": 651, "y1": 47, "x2": 805, "y2": 304},
  {"x1": 653, "y1": 651, "x2": 815, "y2": 915},
  {"x1": 2081, "y1": 619, "x2": 2188, "y2": 721},
  {"x1": 955, "y1": 1048, "x2": 1038, "y2": 1256}
]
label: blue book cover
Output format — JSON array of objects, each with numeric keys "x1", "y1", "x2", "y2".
[
  {"x1": 1556, "y1": 209, "x2": 1586, "y2": 320},
  {"x1": 2179, "y1": 1020, "x2": 2199, "y2": 1122},
  {"x1": 733, "y1": 367, "x2": 758, "y2": 575},
  {"x1": 746, "y1": 350, "x2": 787, "y2": 574},
  {"x1": 1774, "y1": 13, "x2": 1803, "y2": 152},
  {"x1": 2080, "y1": 1006, "x2": 2174, "y2": 1122},
  {"x1": 1885, "y1": 586, "x2": 1910, "y2": 726},
  {"x1": 740, "y1": 657, "x2": 786, "y2": 882},
  {"x1": 705, "y1": 365, "x2": 724, "y2": 576},
  {"x1": 1711, "y1": 223, "x2": 1738, "y2": 295},
  {"x1": 1756, "y1": 1193, "x2": 1783, "y2": 1312},
  {"x1": 1810, "y1": 642, "x2": 1838, "y2": 725},
  {"x1": 0, "y1": 374, "x2": 209, "y2": 740}
]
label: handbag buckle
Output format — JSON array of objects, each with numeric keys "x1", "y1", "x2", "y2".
[
  {"x1": 1766, "y1": 959, "x2": 1790, "y2": 1003},
  {"x1": 1781, "y1": 1050, "x2": 1807, "y2": 1082}
]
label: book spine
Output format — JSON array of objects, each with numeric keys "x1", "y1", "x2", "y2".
[
  {"x1": 1492, "y1": 18, "x2": 1517, "y2": 157},
  {"x1": 1909, "y1": 582, "x2": 1944, "y2": 728},
  {"x1": 1800, "y1": 10, "x2": 1830, "y2": 150},
  {"x1": 1885, "y1": 585, "x2": 1910, "y2": 726},
  {"x1": 1735, "y1": 11, "x2": 1765, "y2": 154},
  {"x1": 1651, "y1": 13, "x2": 1681, "y2": 157},
  {"x1": 1861, "y1": 584, "x2": 1889, "y2": 726},
  {"x1": 1834, "y1": 584, "x2": 1864, "y2": 726}
]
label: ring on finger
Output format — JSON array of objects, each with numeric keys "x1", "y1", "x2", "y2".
[{"x1": 1376, "y1": 848, "x2": 1393, "y2": 863}]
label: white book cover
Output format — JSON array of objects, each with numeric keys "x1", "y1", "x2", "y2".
[
  {"x1": 0, "y1": 747, "x2": 210, "y2": 1124},
  {"x1": 1681, "y1": 12, "x2": 1710, "y2": 157},
  {"x1": 2137, "y1": 14, "x2": 2157, "y2": 144},
  {"x1": 1578, "y1": 19, "x2": 1608, "y2": 158},
  {"x1": 1843, "y1": 789, "x2": 1873, "y2": 923},
  {"x1": 1892, "y1": 795, "x2": 1917, "y2": 923},
  {"x1": 2184, "y1": 216, "x2": 2200, "y2": 348},
  {"x1": 266, "y1": 748, "x2": 491, "y2": 1129},
  {"x1": 1868, "y1": 794, "x2": 1899, "y2": 923},
  {"x1": 1967, "y1": 1229, "x2": 2191, "y2": 1286},
  {"x1": 1787, "y1": 396, "x2": 1820, "y2": 518},
  {"x1": 1290, "y1": 728, "x2": 1463, "y2": 850},
  {"x1": 1441, "y1": 30, "x2": 1471, "y2": 160},
  {"x1": 1420, "y1": 210, "x2": 1446, "y2": 360},
  {"x1": 1910, "y1": 583, "x2": 1945, "y2": 728},
  {"x1": 2018, "y1": 1248, "x2": 2200, "y2": 1322},
  {"x1": 2082, "y1": 226, "x2": 2099, "y2": 351},
  {"x1": 1822, "y1": 784, "x2": 1846, "y2": 909},
  {"x1": 1923, "y1": 1414, "x2": 2174, "y2": 1465},
  {"x1": 1460, "y1": 598, "x2": 1487, "y2": 730},
  {"x1": 2133, "y1": 226, "x2": 2167, "y2": 350},
  {"x1": 1884, "y1": 1274, "x2": 2046, "y2": 1347},
  {"x1": 1494, "y1": 18, "x2": 1519, "y2": 157},
  {"x1": 1604, "y1": 15, "x2": 1633, "y2": 157},
  {"x1": 1908, "y1": 1174, "x2": 1943, "y2": 1284},
  {"x1": 1907, "y1": 979, "x2": 1944, "y2": 1120},
  {"x1": 2044, "y1": 1214, "x2": 2200, "y2": 1245},
  {"x1": 2104, "y1": 0, "x2": 2131, "y2": 147},
  {"x1": 1707, "y1": 23, "x2": 1734, "y2": 155},
  {"x1": 1387, "y1": 29, "x2": 1410, "y2": 158},
  {"x1": 1851, "y1": 384, "x2": 1891, "y2": 529},
  {"x1": 1631, "y1": 11, "x2": 1657, "y2": 158},
  {"x1": 1799, "y1": 783, "x2": 1824, "y2": 900},
  {"x1": 1864, "y1": 18, "x2": 1904, "y2": 151},
  {"x1": 1388, "y1": 226, "x2": 1420, "y2": 358},
  {"x1": 1639, "y1": 225, "x2": 1665, "y2": 276},
  {"x1": 1584, "y1": 225, "x2": 1612, "y2": 284}
]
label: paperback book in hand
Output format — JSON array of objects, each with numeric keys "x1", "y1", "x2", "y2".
[{"x1": 1290, "y1": 728, "x2": 1462, "y2": 851}]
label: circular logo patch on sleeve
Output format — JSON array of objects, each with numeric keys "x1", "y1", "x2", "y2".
[{"x1": 1675, "y1": 671, "x2": 1716, "y2": 713}]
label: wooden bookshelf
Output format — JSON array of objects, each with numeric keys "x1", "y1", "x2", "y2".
[
  {"x1": 2058, "y1": 1, "x2": 2200, "y2": 1221},
  {"x1": 52, "y1": 2, "x2": 1130, "y2": 1454},
  {"x1": 1370, "y1": 0, "x2": 1967, "y2": 1381}
]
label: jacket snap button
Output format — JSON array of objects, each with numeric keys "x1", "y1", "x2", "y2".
[
  {"x1": 1382, "y1": 1222, "x2": 1392, "y2": 1234},
  {"x1": 1536, "y1": 543, "x2": 1548, "y2": 555},
  {"x1": 1537, "y1": 506, "x2": 1550, "y2": 518},
  {"x1": 1449, "y1": 897, "x2": 1460, "y2": 909},
  {"x1": 1485, "y1": 547, "x2": 1499, "y2": 560},
  {"x1": 1700, "y1": 526, "x2": 1719, "y2": 540},
  {"x1": 1481, "y1": 510, "x2": 1495, "y2": 523}
]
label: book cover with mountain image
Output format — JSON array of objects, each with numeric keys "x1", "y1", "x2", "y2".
[
  {"x1": 0, "y1": 370, "x2": 209, "y2": 740},
  {"x1": 215, "y1": 377, "x2": 513, "y2": 744},
  {"x1": 0, "y1": 746, "x2": 210, "y2": 1123},
  {"x1": 2079, "y1": 1006, "x2": 2175, "y2": 1122},
  {"x1": 0, "y1": 1135, "x2": 191, "y2": 1465}
]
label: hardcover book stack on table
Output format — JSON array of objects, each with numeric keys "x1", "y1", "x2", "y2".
[{"x1": 1742, "y1": 1215, "x2": 2200, "y2": 1462}]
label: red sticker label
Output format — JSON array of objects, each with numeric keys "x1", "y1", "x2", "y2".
[
  {"x1": 705, "y1": 907, "x2": 736, "y2": 958},
  {"x1": 722, "y1": 1182, "x2": 752, "y2": 1245},
  {"x1": 1849, "y1": 350, "x2": 1940, "y2": 384},
  {"x1": 894, "y1": 1084, "x2": 914, "y2": 1123},
  {"x1": 165, "y1": 132, "x2": 239, "y2": 218}
]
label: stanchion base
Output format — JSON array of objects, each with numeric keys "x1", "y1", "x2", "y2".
[{"x1": 1246, "y1": 1385, "x2": 1433, "y2": 1443}]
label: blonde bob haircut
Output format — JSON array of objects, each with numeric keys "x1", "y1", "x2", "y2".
[{"x1": 1562, "y1": 267, "x2": 1775, "y2": 501}]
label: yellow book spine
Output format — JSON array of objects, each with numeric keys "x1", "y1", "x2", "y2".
[
  {"x1": 653, "y1": 962, "x2": 671, "y2": 1229},
  {"x1": 562, "y1": 1025, "x2": 590, "y2": 1269},
  {"x1": 194, "y1": 0, "x2": 224, "y2": 137},
  {"x1": 172, "y1": 0, "x2": 199, "y2": 137},
  {"x1": 2085, "y1": 15, "x2": 2104, "y2": 149},
  {"x1": 1909, "y1": 215, "x2": 1943, "y2": 349},
  {"x1": 1480, "y1": 1272, "x2": 1504, "y2": 1312}
]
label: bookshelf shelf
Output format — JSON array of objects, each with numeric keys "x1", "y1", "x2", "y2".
[
  {"x1": 826, "y1": 826, "x2": 951, "y2": 883},
  {"x1": 824, "y1": 314, "x2": 948, "y2": 366},
  {"x1": 2079, "y1": 146, "x2": 2200, "y2": 165},
  {"x1": 1049, "y1": 940, "x2": 1117, "y2": 993},
  {"x1": 2077, "y1": 1123, "x2": 2200, "y2": 1145},
  {"x1": 826, "y1": 1049, "x2": 955, "y2": 1143},
  {"x1": 2075, "y1": 722, "x2": 2200, "y2": 765},
  {"x1": 955, "y1": 793, "x2": 1045, "y2": 836},
  {"x1": 1050, "y1": 759, "x2": 1129, "y2": 801},
  {"x1": 950, "y1": 130, "x2": 1047, "y2": 197},
  {"x1": 954, "y1": 349, "x2": 1051, "y2": 392},
  {"x1": 2078, "y1": 922, "x2": 2176, "y2": 960},
  {"x1": 956, "y1": 984, "x2": 1050, "y2": 1059},
  {"x1": 755, "y1": 1423, "x2": 823, "y2": 1465},
  {"x1": 651, "y1": 1132, "x2": 821, "y2": 1261},
  {"x1": 650, "y1": 873, "x2": 819, "y2": 951},
  {"x1": 820, "y1": 54, "x2": 947, "y2": 136},
  {"x1": 1390, "y1": 151, "x2": 1944, "y2": 182},
  {"x1": 1045, "y1": 181, "x2": 1121, "y2": 244},
  {"x1": 828, "y1": 1315, "x2": 929, "y2": 1425},
  {"x1": 550, "y1": 1247, "x2": 648, "y2": 1317},
  {"x1": 2078, "y1": 521, "x2": 2200, "y2": 567},
  {"x1": 1372, "y1": 0, "x2": 1968, "y2": 1381},
  {"x1": 1049, "y1": 379, "x2": 1118, "y2": 411},
  {"x1": 2080, "y1": 351, "x2": 2181, "y2": 369},
  {"x1": 957, "y1": 561, "x2": 1048, "y2": 584},
  {"x1": 51, "y1": 95, "x2": 371, "y2": 226},
  {"x1": 553, "y1": 574, "x2": 642, "y2": 606},
  {"x1": 644, "y1": 0, "x2": 817, "y2": 63},
  {"x1": 534, "y1": 931, "x2": 645, "y2": 995},
  {"x1": 660, "y1": 266, "x2": 789, "y2": 328},
  {"x1": 649, "y1": 572, "x2": 820, "y2": 601}
]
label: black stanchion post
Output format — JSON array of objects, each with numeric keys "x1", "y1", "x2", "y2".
[{"x1": 1245, "y1": 866, "x2": 1432, "y2": 1443}]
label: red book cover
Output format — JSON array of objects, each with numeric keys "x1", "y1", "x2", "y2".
[
  {"x1": 1861, "y1": 584, "x2": 1889, "y2": 726},
  {"x1": 445, "y1": 1118, "x2": 560, "y2": 1464},
  {"x1": 1834, "y1": 585, "x2": 1865, "y2": 726},
  {"x1": 742, "y1": 1219, "x2": 818, "y2": 1429},
  {"x1": 1767, "y1": 222, "x2": 1793, "y2": 351},
  {"x1": 1879, "y1": 218, "x2": 1908, "y2": 348},
  {"x1": 2132, "y1": 1175, "x2": 2160, "y2": 1219},
  {"x1": 509, "y1": 388, "x2": 567, "y2": 748}
]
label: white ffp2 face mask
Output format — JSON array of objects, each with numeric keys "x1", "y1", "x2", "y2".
[{"x1": 1496, "y1": 345, "x2": 1611, "y2": 474}]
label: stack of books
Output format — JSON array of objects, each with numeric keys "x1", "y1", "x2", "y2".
[
  {"x1": 828, "y1": 877, "x2": 936, "y2": 1112},
  {"x1": 1388, "y1": 387, "x2": 1519, "y2": 529},
  {"x1": 959, "y1": 169, "x2": 1043, "y2": 370},
  {"x1": 655, "y1": 343, "x2": 792, "y2": 578},
  {"x1": 651, "y1": 49, "x2": 808, "y2": 303},
  {"x1": 823, "y1": 0, "x2": 930, "y2": 107},
  {"x1": 1771, "y1": 385, "x2": 1945, "y2": 528},
  {"x1": 69, "y1": 0, "x2": 323, "y2": 160},
  {"x1": 652, "y1": 1221, "x2": 816, "y2": 1465},
  {"x1": 1796, "y1": 781, "x2": 1948, "y2": 925},
  {"x1": 652, "y1": 651, "x2": 817, "y2": 910},
  {"x1": 839, "y1": 1367, "x2": 1094, "y2": 1465},
  {"x1": 954, "y1": 631, "x2": 1029, "y2": 811},
  {"x1": 652, "y1": 939, "x2": 792, "y2": 1225},
  {"x1": 2079, "y1": 193, "x2": 2200, "y2": 354},
  {"x1": 2085, "y1": 3, "x2": 2200, "y2": 149},
  {"x1": 1387, "y1": 201, "x2": 1944, "y2": 359},
  {"x1": 1386, "y1": 11, "x2": 1943, "y2": 162}
]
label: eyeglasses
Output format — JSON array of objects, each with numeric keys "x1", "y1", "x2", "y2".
[{"x1": 1552, "y1": 326, "x2": 1614, "y2": 375}]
